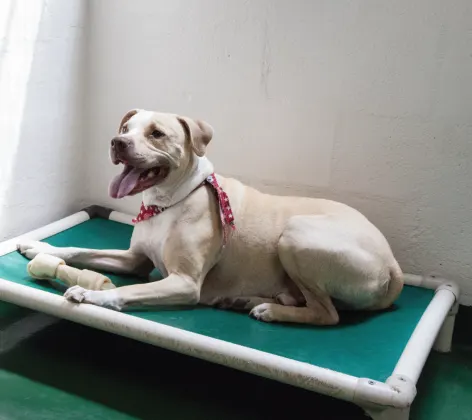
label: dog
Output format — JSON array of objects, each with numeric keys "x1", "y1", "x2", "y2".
[{"x1": 17, "y1": 109, "x2": 403, "y2": 325}]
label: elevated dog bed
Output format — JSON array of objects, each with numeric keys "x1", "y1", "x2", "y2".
[{"x1": 0, "y1": 208, "x2": 459, "y2": 420}]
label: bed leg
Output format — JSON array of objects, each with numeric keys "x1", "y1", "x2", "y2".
[
  {"x1": 433, "y1": 301, "x2": 458, "y2": 353},
  {"x1": 366, "y1": 407, "x2": 410, "y2": 420}
]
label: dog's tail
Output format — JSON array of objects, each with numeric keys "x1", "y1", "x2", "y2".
[{"x1": 370, "y1": 259, "x2": 404, "y2": 310}]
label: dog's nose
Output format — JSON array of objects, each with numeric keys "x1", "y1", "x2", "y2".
[{"x1": 111, "y1": 137, "x2": 130, "y2": 152}]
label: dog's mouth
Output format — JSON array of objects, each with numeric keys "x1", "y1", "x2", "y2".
[{"x1": 109, "y1": 162, "x2": 170, "y2": 199}]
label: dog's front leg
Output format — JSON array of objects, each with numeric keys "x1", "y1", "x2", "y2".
[
  {"x1": 18, "y1": 241, "x2": 152, "y2": 276},
  {"x1": 64, "y1": 273, "x2": 200, "y2": 311},
  {"x1": 63, "y1": 198, "x2": 223, "y2": 311}
]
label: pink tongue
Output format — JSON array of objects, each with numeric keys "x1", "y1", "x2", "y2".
[{"x1": 109, "y1": 166, "x2": 146, "y2": 198}]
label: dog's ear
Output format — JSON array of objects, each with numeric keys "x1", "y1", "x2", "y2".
[
  {"x1": 118, "y1": 109, "x2": 138, "y2": 133},
  {"x1": 177, "y1": 116, "x2": 213, "y2": 157}
]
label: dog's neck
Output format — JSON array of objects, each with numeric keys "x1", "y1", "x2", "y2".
[{"x1": 142, "y1": 156, "x2": 214, "y2": 208}]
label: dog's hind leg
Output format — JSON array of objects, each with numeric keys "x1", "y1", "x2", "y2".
[
  {"x1": 249, "y1": 215, "x2": 346, "y2": 325},
  {"x1": 259, "y1": 214, "x2": 401, "y2": 326}
]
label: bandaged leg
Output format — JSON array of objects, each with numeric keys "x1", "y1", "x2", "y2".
[{"x1": 27, "y1": 253, "x2": 115, "y2": 290}]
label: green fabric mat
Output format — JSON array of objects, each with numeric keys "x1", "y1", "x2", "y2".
[{"x1": 0, "y1": 218, "x2": 433, "y2": 382}]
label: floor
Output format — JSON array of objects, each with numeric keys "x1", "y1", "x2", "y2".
[{"x1": 0, "y1": 304, "x2": 471, "y2": 420}]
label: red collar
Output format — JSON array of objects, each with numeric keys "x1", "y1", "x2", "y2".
[{"x1": 133, "y1": 173, "x2": 235, "y2": 245}]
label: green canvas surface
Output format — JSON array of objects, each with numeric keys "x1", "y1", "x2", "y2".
[{"x1": 0, "y1": 218, "x2": 433, "y2": 382}]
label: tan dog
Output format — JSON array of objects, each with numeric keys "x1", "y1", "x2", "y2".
[{"x1": 18, "y1": 110, "x2": 403, "y2": 325}]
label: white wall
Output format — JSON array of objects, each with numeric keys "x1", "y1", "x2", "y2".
[
  {"x1": 0, "y1": 0, "x2": 87, "y2": 241},
  {"x1": 85, "y1": 1, "x2": 472, "y2": 300}
]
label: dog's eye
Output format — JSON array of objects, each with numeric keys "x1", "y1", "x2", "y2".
[
  {"x1": 151, "y1": 130, "x2": 165, "y2": 138},
  {"x1": 121, "y1": 126, "x2": 128, "y2": 134}
]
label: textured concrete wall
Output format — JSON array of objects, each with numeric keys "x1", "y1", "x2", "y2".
[
  {"x1": 85, "y1": 0, "x2": 472, "y2": 300},
  {"x1": 0, "y1": 0, "x2": 88, "y2": 240}
]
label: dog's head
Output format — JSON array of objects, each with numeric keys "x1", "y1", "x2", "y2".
[{"x1": 109, "y1": 110, "x2": 213, "y2": 199}]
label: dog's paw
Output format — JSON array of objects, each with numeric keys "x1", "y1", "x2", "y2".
[
  {"x1": 249, "y1": 303, "x2": 277, "y2": 323},
  {"x1": 64, "y1": 285, "x2": 91, "y2": 303},
  {"x1": 17, "y1": 240, "x2": 56, "y2": 260},
  {"x1": 64, "y1": 286, "x2": 122, "y2": 311}
]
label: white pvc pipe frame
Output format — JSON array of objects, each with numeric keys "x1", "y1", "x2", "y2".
[{"x1": 0, "y1": 210, "x2": 459, "y2": 414}]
